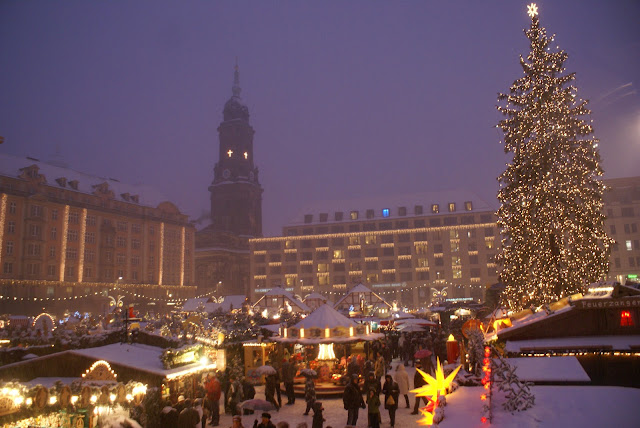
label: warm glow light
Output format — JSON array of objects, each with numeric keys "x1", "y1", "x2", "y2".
[
  {"x1": 411, "y1": 358, "x2": 461, "y2": 399},
  {"x1": 227, "y1": 149, "x2": 233, "y2": 157},
  {"x1": 49, "y1": 396, "x2": 57, "y2": 405},
  {"x1": 317, "y1": 343, "x2": 336, "y2": 360},
  {"x1": 527, "y1": 3, "x2": 538, "y2": 18},
  {"x1": 325, "y1": 327, "x2": 330, "y2": 338},
  {"x1": 349, "y1": 326, "x2": 354, "y2": 337},
  {"x1": 300, "y1": 328, "x2": 305, "y2": 338}
]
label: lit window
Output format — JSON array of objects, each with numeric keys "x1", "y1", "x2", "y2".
[
  {"x1": 350, "y1": 211, "x2": 359, "y2": 220},
  {"x1": 382, "y1": 208, "x2": 390, "y2": 218},
  {"x1": 464, "y1": 201, "x2": 473, "y2": 211},
  {"x1": 448, "y1": 203, "x2": 456, "y2": 212},
  {"x1": 431, "y1": 204, "x2": 439, "y2": 214},
  {"x1": 620, "y1": 310, "x2": 634, "y2": 327},
  {"x1": 626, "y1": 240, "x2": 633, "y2": 251},
  {"x1": 244, "y1": 151, "x2": 248, "y2": 159}
]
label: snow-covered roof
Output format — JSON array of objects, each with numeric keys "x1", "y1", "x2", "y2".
[
  {"x1": 293, "y1": 304, "x2": 358, "y2": 329},
  {"x1": 497, "y1": 357, "x2": 590, "y2": 383},
  {"x1": 181, "y1": 298, "x2": 212, "y2": 312},
  {"x1": 287, "y1": 189, "x2": 497, "y2": 226},
  {"x1": 254, "y1": 287, "x2": 309, "y2": 312},
  {"x1": 505, "y1": 335, "x2": 640, "y2": 353},
  {"x1": 333, "y1": 283, "x2": 391, "y2": 309},
  {"x1": 70, "y1": 343, "x2": 213, "y2": 378},
  {"x1": 0, "y1": 153, "x2": 170, "y2": 208}
]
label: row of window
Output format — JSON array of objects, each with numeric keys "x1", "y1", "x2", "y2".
[
  {"x1": 303, "y1": 202, "x2": 475, "y2": 224},
  {"x1": 256, "y1": 266, "x2": 498, "y2": 289},
  {"x1": 610, "y1": 224, "x2": 639, "y2": 235},
  {"x1": 258, "y1": 228, "x2": 496, "y2": 251}
]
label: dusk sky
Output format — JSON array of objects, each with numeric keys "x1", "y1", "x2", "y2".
[{"x1": 1, "y1": 1, "x2": 638, "y2": 236}]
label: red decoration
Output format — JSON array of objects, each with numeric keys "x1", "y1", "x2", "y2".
[{"x1": 620, "y1": 310, "x2": 634, "y2": 327}]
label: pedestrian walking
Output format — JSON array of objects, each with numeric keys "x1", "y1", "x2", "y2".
[
  {"x1": 342, "y1": 376, "x2": 365, "y2": 426},
  {"x1": 394, "y1": 364, "x2": 411, "y2": 408},
  {"x1": 382, "y1": 374, "x2": 400, "y2": 428},
  {"x1": 303, "y1": 376, "x2": 316, "y2": 415}
]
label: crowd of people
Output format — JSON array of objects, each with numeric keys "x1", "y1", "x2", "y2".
[{"x1": 158, "y1": 333, "x2": 437, "y2": 428}]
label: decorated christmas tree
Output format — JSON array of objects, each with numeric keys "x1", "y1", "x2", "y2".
[{"x1": 496, "y1": 3, "x2": 612, "y2": 311}]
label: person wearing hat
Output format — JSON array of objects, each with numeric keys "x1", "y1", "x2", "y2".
[
  {"x1": 230, "y1": 415, "x2": 245, "y2": 428},
  {"x1": 177, "y1": 398, "x2": 201, "y2": 428},
  {"x1": 255, "y1": 412, "x2": 276, "y2": 428}
]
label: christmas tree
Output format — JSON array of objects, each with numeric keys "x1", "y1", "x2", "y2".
[{"x1": 496, "y1": 4, "x2": 612, "y2": 311}]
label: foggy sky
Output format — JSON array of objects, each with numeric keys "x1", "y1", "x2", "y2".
[{"x1": 1, "y1": 1, "x2": 638, "y2": 236}]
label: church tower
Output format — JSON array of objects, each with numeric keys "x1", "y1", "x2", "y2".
[{"x1": 209, "y1": 64, "x2": 263, "y2": 237}]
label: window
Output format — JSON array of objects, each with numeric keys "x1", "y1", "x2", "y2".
[
  {"x1": 382, "y1": 247, "x2": 394, "y2": 257},
  {"x1": 348, "y1": 249, "x2": 361, "y2": 258},
  {"x1": 117, "y1": 221, "x2": 128, "y2": 232},
  {"x1": 365, "y1": 235, "x2": 377, "y2": 245},
  {"x1": 3, "y1": 262, "x2": 12, "y2": 274},
  {"x1": 435, "y1": 258, "x2": 444, "y2": 266},
  {"x1": 333, "y1": 263, "x2": 345, "y2": 272},
  {"x1": 634, "y1": 224, "x2": 638, "y2": 233},
  {"x1": 349, "y1": 236, "x2": 360, "y2": 245},
  {"x1": 317, "y1": 263, "x2": 329, "y2": 273},
  {"x1": 285, "y1": 253, "x2": 297, "y2": 262},
  {"x1": 49, "y1": 246, "x2": 56, "y2": 258},
  {"x1": 366, "y1": 273, "x2": 379, "y2": 283},
  {"x1": 398, "y1": 233, "x2": 410, "y2": 243},
  {"x1": 132, "y1": 239, "x2": 141, "y2": 249},
  {"x1": 626, "y1": 240, "x2": 633, "y2": 251},
  {"x1": 469, "y1": 255, "x2": 479, "y2": 264},
  {"x1": 26, "y1": 263, "x2": 40, "y2": 275},
  {"x1": 349, "y1": 261, "x2": 361, "y2": 270},
  {"x1": 84, "y1": 249, "x2": 95, "y2": 262},
  {"x1": 448, "y1": 203, "x2": 456, "y2": 212},
  {"x1": 319, "y1": 213, "x2": 328, "y2": 222},
  {"x1": 304, "y1": 214, "x2": 313, "y2": 224},
  {"x1": 47, "y1": 265, "x2": 56, "y2": 277},
  {"x1": 452, "y1": 256, "x2": 461, "y2": 266},
  {"x1": 433, "y1": 243, "x2": 443, "y2": 253},
  {"x1": 365, "y1": 248, "x2": 377, "y2": 257},
  {"x1": 333, "y1": 249, "x2": 344, "y2": 259},
  {"x1": 5, "y1": 241, "x2": 13, "y2": 256},
  {"x1": 451, "y1": 241, "x2": 460, "y2": 252},
  {"x1": 415, "y1": 205, "x2": 423, "y2": 215},
  {"x1": 365, "y1": 261, "x2": 378, "y2": 270},
  {"x1": 464, "y1": 201, "x2": 473, "y2": 211},
  {"x1": 30, "y1": 205, "x2": 43, "y2": 217},
  {"x1": 417, "y1": 258, "x2": 428, "y2": 267},
  {"x1": 27, "y1": 243, "x2": 41, "y2": 256},
  {"x1": 415, "y1": 244, "x2": 428, "y2": 255},
  {"x1": 398, "y1": 207, "x2": 407, "y2": 216},
  {"x1": 7, "y1": 221, "x2": 15, "y2": 234},
  {"x1": 349, "y1": 224, "x2": 360, "y2": 232},
  {"x1": 67, "y1": 229, "x2": 78, "y2": 242},
  {"x1": 382, "y1": 208, "x2": 390, "y2": 218},
  {"x1": 398, "y1": 246, "x2": 411, "y2": 255},
  {"x1": 621, "y1": 207, "x2": 634, "y2": 217},
  {"x1": 350, "y1": 211, "x2": 359, "y2": 220},
  {"x1": 66, "y1": 248, "x2": 77, "y2": 260},
  {"x1": 117, "y1": 237, "x2": 127, "y2": 247},
  {"x1": 431, "y1": 204, "x2": 439, "y2": 214},
  {"x1": 68, "y1": 211, "x2": 79, "y2": 224},
  {"x1": 86, "y1": 215, "x2": 96, "y2": 226},
  {"x1": 366, "y1": 209, "x2": 375, "y2": 219},
  {"x1": 486, "y1": 240, "x2": 494, "y2": 250},
  {"x1": 624, "y1": 224, "x2": 631, "y2": 234},
  {"x1": 453, "y1": 267, "x2": 462, "y2": 278},
  {"x1": 131, "y1": 256, "x2": 140, "y2": 266},
  {"x1": 335, "y1": 212, "x2": 344, "y2": 221},
  {"x1": 471, "y1": 267, "x2": 481, "y2": 278},
  {"x1": 131, "y1": 223, "x2": 141, "y2": 233},
  {"x1": 9, "y1": 202, "x2": 16, "y2": 214},
  {"x1": 85, "y1": 232, "x2": 96, "y2": 244},
  {"x1": 149, "y1": 225, "x2": 155, "y2": 235},
  {"x1": 29, "y1": 224, "x2": 41, "y2": 238}
]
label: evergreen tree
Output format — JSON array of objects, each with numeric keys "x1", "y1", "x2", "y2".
[{"x1": 496, "y1": 4, "x2": 612, "y2": 311}]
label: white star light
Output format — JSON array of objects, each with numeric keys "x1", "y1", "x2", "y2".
[{"x1": 527, "y1": 3, "x2": 538, "y2": 18}]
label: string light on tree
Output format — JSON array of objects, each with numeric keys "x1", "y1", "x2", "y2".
[{"x1": 496, "y1": 3, "x2": 612, "y2": 312}]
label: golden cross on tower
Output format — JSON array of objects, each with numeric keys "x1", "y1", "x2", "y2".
[
  {"x1": 527, "y1": 3, "x2": 538, "y2": 18},
  {"x1": 227, "y1": 149, "x2": 233, "y2": 157}
]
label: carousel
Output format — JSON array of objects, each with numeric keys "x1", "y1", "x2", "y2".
[{"x1": 272, "y1": 304, "x2": 383, "y2": 397}]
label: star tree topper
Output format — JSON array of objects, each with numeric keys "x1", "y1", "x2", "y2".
[{"x1": 527, "y1": 3, "x2": 538, "y2": 18}]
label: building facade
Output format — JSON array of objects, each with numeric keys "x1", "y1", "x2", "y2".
[
  {"x1": 249, "y1": 177, "x2": 640, "y2": 309},
  {"x1": 195, "y1": 65, "x2": 263, "y2": 297},
  {"x1": 0, "y1": 154, "x2": 196, "y2": 315},
  {"x1": 603, "y1": 176, "x2": 640, "y2": 283},
  {"x1": 249, "y1": 192, "x2": 500, "y2": 308}
]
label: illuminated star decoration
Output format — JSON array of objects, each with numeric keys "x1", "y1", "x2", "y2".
[
  {"x1": 527, "y1": 3, "x2": 538, "y2": 18},
  {"x1": 410, "y1": 358, "x2": 462, "y2": 425}
]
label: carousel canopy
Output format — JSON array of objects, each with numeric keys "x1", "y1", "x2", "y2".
[{"x1": 272, "y1": 304, "x2": 383, "y2": 344}]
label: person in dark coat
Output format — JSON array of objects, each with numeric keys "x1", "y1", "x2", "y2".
[
  {"x1": 382, "y1": 374, "x2": 400, "y2": 427},
  {"x1": 363, "y1": 371, "x2": 379, "y2": 396},
  {"x1": 282, "y1": 358, "x2": 297, "y2": 405},
  {"x1": 160, "y1": 401, "x2": 178, "y2": 428},
  {"x1": 366, "y1": 386, "x2": 381, "y2": 428},
  {"x1": 265, "y1": 373, "x2": 281, "y2": 411},
  {"x1": 303, "y1": 376, "x2": 316, "y2": 415},
  {"x1": 342, "y1": 376, "x2": 365, "y2": 426},
  {"x1": 311, "y1": 400, "x2": 325, "y2": 428},
  {"x1": 411, "y1": 362, "x2": 428, "y2": 414},
  {"x1": 177, "y1": 399, "x2": 201, "y2": 428}
]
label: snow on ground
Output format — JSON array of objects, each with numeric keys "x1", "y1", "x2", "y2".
[{"x1": 207, "y1": 361, "x2": 640, "y2": 428}]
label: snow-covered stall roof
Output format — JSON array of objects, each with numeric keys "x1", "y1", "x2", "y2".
[
  {"x1": 498, "y1": 357, "x2": 590, "y2": 383},
  {"x1": 181, "y1": 298, "x2": 212, "y2": 312},
  {"x1": 253, "y1": 287, "x2": 309, "y2": 312},
  {"x1": 505, "y1": 335, "x2": 640, "y2": 353},
  {"x1": 70, "y1": 343, "x2": 216, "y2": 378},
  {"x1": 333, "y1": 283, "x2": 391, "y2": 311},
  {"x1": 293, "y1": 304, "x2": 358, "y2": 330}
]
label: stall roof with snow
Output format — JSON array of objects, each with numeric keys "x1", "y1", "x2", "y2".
[
  {"x1": 252, "y1": 287, "x2": 309, "y2": 313},
  {"x1": 333, "y1": 283, "x2": 391, "y2": 315}
]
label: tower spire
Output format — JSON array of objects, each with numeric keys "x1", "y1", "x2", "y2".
[{"x1": 232, "y1": 58, "x2": 241, "y2": 97}]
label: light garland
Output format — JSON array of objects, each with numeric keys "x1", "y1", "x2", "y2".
[
  {"x1": 78, "y1": 208, "x2": 87, "y2": 283},
  {"x1": 0, "y1": 194, "x2": 6, "y2": 270},
  {"x1": 59, "y1": 205, "x2": 69, "y2": 282}
]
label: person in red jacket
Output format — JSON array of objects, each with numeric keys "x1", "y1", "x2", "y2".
[{"x1": 205, "y1": 372, "x2": 222, "y2": 426}]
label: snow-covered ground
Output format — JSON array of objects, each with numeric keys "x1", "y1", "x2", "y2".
[{"x1": 208, "y1": 363, "x2": 640, "y2": 428}]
